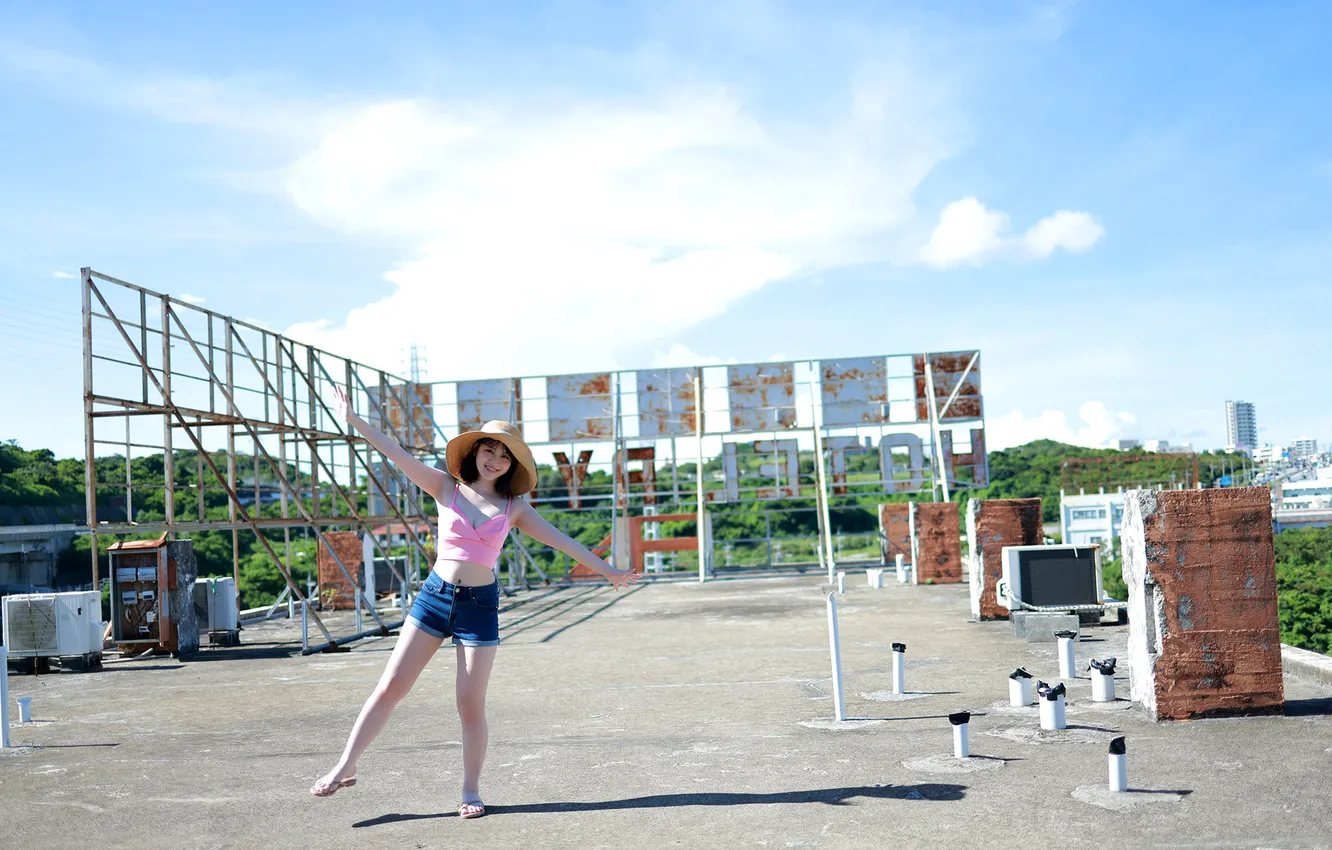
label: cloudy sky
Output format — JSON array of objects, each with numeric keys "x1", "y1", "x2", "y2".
[{"x1": 2, "y1": 0, "x2": 1329, "y2": 459}]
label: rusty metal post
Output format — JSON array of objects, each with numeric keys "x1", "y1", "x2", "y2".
[
  {"x1": 924, "y1": 358, "x2": 950, "y2": 503},
  {"x1": 807, "y1": 364, "x2": 834, "y2": 579},
  {"x1": 609, "y1": 371, "x2": 622, "y2": 570}
]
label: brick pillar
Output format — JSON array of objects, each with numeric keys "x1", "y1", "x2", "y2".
[
  {"x1": 878, "y1": 503, "x2": 911, "y2": 565},
  {"x1": 909, "y1": 502, "x2": 962, "y2": 584},
  {"x1": 318, "y1": 531, "x2": 364, "y2": 611},
  {"x1": 965, "y1": 498, "x2": 1042, "y2": 620},
  {"x1": 1121, "y1": 487, "x2": 1284, "y2": 721}
]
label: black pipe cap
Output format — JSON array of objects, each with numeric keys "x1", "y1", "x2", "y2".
[
  {"x1": 1109, "y1": 736, "x2": 1126, "y2": 755},
  {"x1": 1090, "y1": 657, "x2": 1118, "y2": 674},
  {"x1": 891, "y1": 642, "x2": 906, "y2": 653},
  {"x1": 1051, "y1": 683, "x2": 1067, "y2": 698},
  {"x1": 948, "y1": 711, "x2": 971, "y2": 726},
  {"x1": 1054, "y1": 630, "x2": 1078, "y2": 639},
  {"x1": 1009, "y1": 667, "x2": 1033, "y2": 680}
]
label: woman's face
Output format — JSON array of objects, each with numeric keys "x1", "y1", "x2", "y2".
[{"x1": 474, "y1": 440, "x2": 513, "y2": 482}]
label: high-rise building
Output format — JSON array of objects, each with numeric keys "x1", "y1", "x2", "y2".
[
  {"x1": 1291, "y1": 437, "x2": 1319, "y2": 461},
  {"x1": 1225, "y1": 401, "x2": 1257, "y2": 453}
]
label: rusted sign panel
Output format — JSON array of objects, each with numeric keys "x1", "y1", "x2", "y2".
[
  {"x1": 754, "y1": 439, "x2": 799, "y2": 499},
  {"x1": 820, "y1": 357, "x2": 888, "y2": 426},
  {"x1": 636, "y1": 368, "x2": 699, "y2": 436},
  {"x1": 913, "y1": 351, "x2": 983, "y2": 421},
  {"x1": 368, "y1": 383, "x2": 436, "y2": 450},
  {"x1": 547, "y1": 372, "x2": 613, "y2": 442},
  {"x1": 727, "y1": 362, "x2": 797, "y2": 432},
  {"x1": 457, "y1": 378, "x2": 521, "y2": 433},
  {"x1": 941, "y1": 428, "x2": 989, "y2": 487}
]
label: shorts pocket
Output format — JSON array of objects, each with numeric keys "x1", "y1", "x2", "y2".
[
  {"x1": 422, "y1": 574, "x2": 445, "y2": 594},
  {"x1": 470, "y1": 584, "x2": 500, "y2": 612}
]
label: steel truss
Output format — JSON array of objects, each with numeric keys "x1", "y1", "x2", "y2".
[{"x1": 81, "y1": 269, "x2": 443, "y2": 650}]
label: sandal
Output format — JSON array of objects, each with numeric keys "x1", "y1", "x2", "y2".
[
  {"x1": 458, "y1": 799, "x2": 486, "y2": 819},
  {"x1": 310, "y1": 774, "x2": 358, "y2": 797}
]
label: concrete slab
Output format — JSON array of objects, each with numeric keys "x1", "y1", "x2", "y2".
[{"x1": 2, "y1": 575, "x2": 1331, "y2": 849}]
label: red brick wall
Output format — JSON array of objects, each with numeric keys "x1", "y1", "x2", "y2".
[
  {"x1": 318, "y1": 531, "x2": 363, "y2": 610},
  {"x1": 1123, "y1": 487, "x2": 1283, "y2": 721},
  {"x1": 910, "y1": 502, "x2": 962, "y2": 584},
  {"x1": 878, "y1": 503, "x2": 911, "y2": 564},
  {"x1": 967, "y1": 498, "x2": 1042, "y2": 620}
]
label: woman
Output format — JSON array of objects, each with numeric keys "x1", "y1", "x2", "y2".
[{"x1": 310, "y1": 387, "x2": 638, "y2": 817}]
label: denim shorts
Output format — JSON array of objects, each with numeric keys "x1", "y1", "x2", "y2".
[{"x1": 405, "y1": 572, "x2": 501, "y2": 646}]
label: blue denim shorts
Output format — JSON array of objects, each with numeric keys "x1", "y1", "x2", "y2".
[{"x1": 405, "y1": 572, "x2": 501, "y2": 646}]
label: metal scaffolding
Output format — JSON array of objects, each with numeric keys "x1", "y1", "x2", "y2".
[{"x1": 81, "y1": 269, "x2": 441, "y2": 650}]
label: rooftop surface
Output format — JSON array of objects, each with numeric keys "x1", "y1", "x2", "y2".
[{"x1": 3, "y1": 573, "x2": 1331, "y2": 849}]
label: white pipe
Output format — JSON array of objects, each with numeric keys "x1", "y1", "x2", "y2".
[
  {"x1": 950, "y1": 712, "x2": 970, "y2": 758},
  {"x1": 1056, "y1": 630, "x2": 1077, "y2": 679},
  {"x1": 301, "y1": 599, "x2": 309, "y2": 653},
  {"x1": 837, "y1": 571, "x2": 845, "y2": 594},
  {"x1": 826, "y1": 593, "x2": 845, "y2": 722},
  {"x1": 1039, "y1": 683, "x2": 1067, "y2": 730},
  {"x1": 895, "y1": 553, "x2": 907, "y2": 583},
  {"x1": 892, "y1": 643, "x2": 906, "y2": 695},
  {"x1": 0, "y1": 645, "x2": 9, "y2": 748},
  {"x1": 1109, "y1": 737, "x2": 1127, "y2": 792},
  {"x1": 1008, "y1": 668, "x2": 1034, "y2": 706},
  {"x1": 1092, "y1": 671, "x2": 1115, "y2": 702},
  {"x1": 16, "y1": 696, "x2": 32, "y2": 723}
]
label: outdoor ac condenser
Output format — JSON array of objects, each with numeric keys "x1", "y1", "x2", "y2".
[
  {"x1": 192, "y1": 578, "x2": 238, "y2": 631},
  {"x1": 996, "y1": 545, "x2": 1103, "y2": 611},
  {"x1": 2, "y1": 591, "x2": 103, "y2": 658}
]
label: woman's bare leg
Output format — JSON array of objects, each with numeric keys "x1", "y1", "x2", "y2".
[
  {"x1": 311, "y1": 622, "x2": 444, "y2": 794},
  {"x1": 456, "y1": 643, "x2": 497, "y2": 806}
]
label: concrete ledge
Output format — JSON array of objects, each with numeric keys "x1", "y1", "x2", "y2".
[
  {"x1": 1011, "y1": 611, "x2": 1079, "y2": 642},
  {"x1": 1282, "y1": 643, "x2": 1332, "y2": 689}
]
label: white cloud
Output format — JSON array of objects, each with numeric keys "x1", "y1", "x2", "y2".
[
  {"x1": 649, "y1": 343, "x2": 736, "y2": 369},
  {"x1": 51, "y1": 270, "x2": 76, "y2": 279},
  {"x1": 919, "y1": 197, "x2": 1103, "y2": 268},
  {"x1": 988, "y1": 401, "x2": 1138, "y2": 450},
  {"x1": 177, "y1": 293, "x2": 206, "y2": 304},
  {"x1": 281, "y1": 75, "x2": 962, "y2": 378}
]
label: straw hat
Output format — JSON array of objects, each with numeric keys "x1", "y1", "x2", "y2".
[{"x1": 445, "y1": 421, "x2": 537, "y2": 496}]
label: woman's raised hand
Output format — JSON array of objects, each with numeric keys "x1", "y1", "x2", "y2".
[
  {"x1": 607, "y1": 568, "x2": 640, "y2": 592},
  {"x1": 332, "y1": 386, "x2": 353, "y2": 423}
]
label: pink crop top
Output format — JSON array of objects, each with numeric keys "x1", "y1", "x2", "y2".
[{"x1": 435, "y1": 486, "x2": 512, "y2": 571}]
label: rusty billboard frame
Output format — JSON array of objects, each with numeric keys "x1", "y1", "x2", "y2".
[{"x1": 80, "y1": 269, "x2": 445, "y2": 652}]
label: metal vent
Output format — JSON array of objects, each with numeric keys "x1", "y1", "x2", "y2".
[{"x1": 4, "y1": 597, "x2": 58, "y2": 654}]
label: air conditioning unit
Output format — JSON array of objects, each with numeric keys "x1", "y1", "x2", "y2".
[
  {"x1": 996, "y1": 545, "x2": 1103, "y2": 610},
  {"x1": 193, "y1": 578, "x2": 238, "y2": 631},
  {"x1": 2, "y1": 591, "x2": 103, "y2": 658}
]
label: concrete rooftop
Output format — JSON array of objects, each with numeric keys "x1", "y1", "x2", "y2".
[{"x1": 3, "y1": 573, "x2": 1331, "y2": 849}]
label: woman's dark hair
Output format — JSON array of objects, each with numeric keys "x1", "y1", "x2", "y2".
[{"x1": 459, "y1": 438, "x2": 517, "y2": 498}]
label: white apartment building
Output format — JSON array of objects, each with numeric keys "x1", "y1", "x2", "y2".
[
  {"x1": 1225, "y1": 400, "x2": 1257, "y2": 453},
  {"x1": 1290, "y1": 437, "x2": 1319, "y2": 461},
  {"x1": 1252, "y1": 444, "x2": 1286, "y2": 465},
  {"x1": 1143, "y1": 439, "x2": 1193, "y2": 453},
  {"x1": 1060, "y1": 491, "x2": 1126, "y2": 557}
]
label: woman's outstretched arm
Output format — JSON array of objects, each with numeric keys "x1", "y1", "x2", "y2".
[
  {"x1": 334, "y1": 386, "x2": 451, "y2": 501},
  {"x1": 511, "y1": 501, "x2": 640, "y2": 590}
]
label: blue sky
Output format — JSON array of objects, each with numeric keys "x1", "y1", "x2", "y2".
[{"x1": 2, "y1": 0, "x2": 1329, "y2": 459}]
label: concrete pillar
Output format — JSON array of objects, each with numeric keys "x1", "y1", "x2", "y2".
[
  {"x1": 965, "y1": 497, "x2": 1042, "y2": 620},
  {"x1": 878, "y1": 503, "x2": 911, "y2": 568},
  {"x1": 1121, "y1": 487, "x2": 1284, "y2": 721},
  {"x1": 909, "y1": 502, "x2": 962, "y2": 584}
]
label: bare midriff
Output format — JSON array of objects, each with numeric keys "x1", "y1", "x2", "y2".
[{"x1": 432, "y1": 558, "x2": 497, "y2": 587}]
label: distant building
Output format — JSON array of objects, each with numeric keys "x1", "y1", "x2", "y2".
[
  {"x1": 1277, "y1": 468, "x2": 1332, "y2": 511},
  {"x1": 1060, "y1": 491, "x2": 1126, "y2": 558},
  {"x1": 1225, "y1": 401, "x2": 1257, "y2": 453},
  {"x1": 1290, "y1": 437, "x2": 1319, "y2": 461},
  {"x1": 1115, "y1": 439, "x2": 1142, "y2": 450},
  {"x1": 1252, "y1": 444, "x2": 1287, "y2": 465},
  {"x1": 1143, "y1": 439, "x2": 1193, "y2": 454}
]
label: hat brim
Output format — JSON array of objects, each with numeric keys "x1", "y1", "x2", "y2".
[{"x1": 445, "y1": 427, "x2": 537, "y2": 496}]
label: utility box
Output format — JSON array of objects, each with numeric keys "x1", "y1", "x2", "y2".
[
  {"x1": 2, "y1": 591, "x2": 103, "y2": 671},
  {"x1": 193, "y1": 577, "x2": 240, "y2": 646},
  {"x1": 1121, "y1": 487, "x2": 1284, "y2": 721},
  {"x1": 108, "y1": 535, "x2": 199, "y2": 656}
]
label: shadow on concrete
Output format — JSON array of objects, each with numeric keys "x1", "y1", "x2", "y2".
[
  {"x1": 537, "y1": 585, "x2": 645, "y2": 643},
  {"x1": 1284, "y1": 697, "x2": 1332, "y2": 717},
  {"x1": 352, "y1": 783, "x2": 968, "y2": 826},
  {"x1": 1125, "y1": 789, "x2": 1194, "y2": 797},
  {"x1": 187, "y1": 645, "x2": 300, "y2": 663}
]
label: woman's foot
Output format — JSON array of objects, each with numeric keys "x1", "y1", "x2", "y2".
[
  {"x1": 310, "y1": 767, "x2": 358, "y2": 797},
  {"x1": 459, "y1": 792, "x2": 486, "y2": 819}
]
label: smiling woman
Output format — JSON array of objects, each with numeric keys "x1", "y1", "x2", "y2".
[{"x1": 310, "y1": 387, "x2": 637, "y2": 818}]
